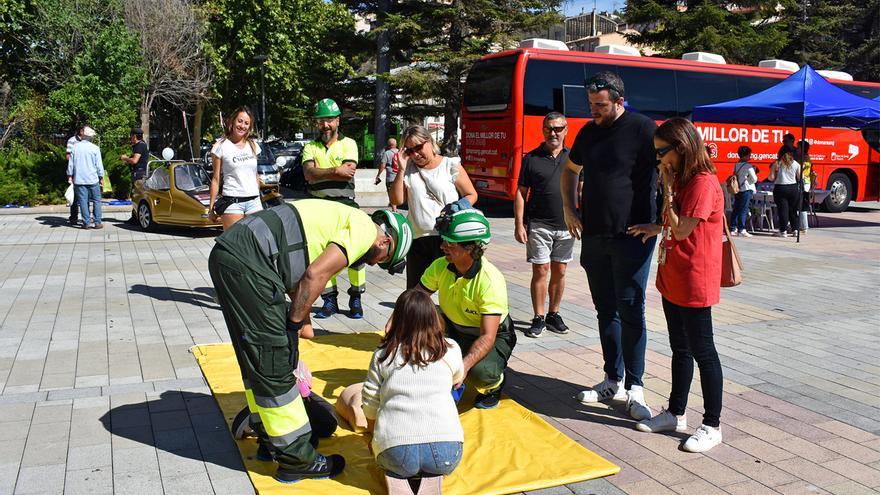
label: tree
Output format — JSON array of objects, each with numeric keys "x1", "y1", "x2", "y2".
[
  {"x1": 124, "y1": 0, "x2": 212, "y2": 147},
  {"x1": 341, "y1": 0, "x2": 562, "y2": 154}
]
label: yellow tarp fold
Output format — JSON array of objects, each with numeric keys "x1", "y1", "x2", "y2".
[{"x1": 193, "y1": 333, "x2": 619, "y2": 494}]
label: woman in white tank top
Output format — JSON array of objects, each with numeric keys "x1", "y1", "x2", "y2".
[{"x1": 209, "y1": 106, "x2": 262, "y2": 230}]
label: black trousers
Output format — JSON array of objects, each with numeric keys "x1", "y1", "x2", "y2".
[
  {"x1": 773, "y1": 183, "x2": 800, "y2": 233},
  {"x1": 406, "y1": 235, "x2": 444, "y2": 289}
]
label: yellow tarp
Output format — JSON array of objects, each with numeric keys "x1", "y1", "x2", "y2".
[{"x1": 193, "y1": 333, "x2": 619, "y2": 495}]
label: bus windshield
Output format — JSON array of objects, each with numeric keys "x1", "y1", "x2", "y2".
[{"x1": 463, "y1": 55, "x2": 517, "y2": 112}]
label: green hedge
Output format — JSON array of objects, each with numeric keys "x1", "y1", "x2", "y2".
[{"x1": 0, "y1": 144, "x2": 132, "y2": 206}]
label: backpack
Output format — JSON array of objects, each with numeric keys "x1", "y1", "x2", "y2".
[
  {"x1": 390, "y1": 151, "x2": 400, "y2": 174},
  {"x1": 725, "y1": 174, "x2": 739, "y2": 195}
]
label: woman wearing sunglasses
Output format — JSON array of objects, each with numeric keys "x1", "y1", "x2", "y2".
[
  {"x1": 389, "y1": 125, "x2": 478, "y2": 288},
  {"x1": 627, "y1": 117, "x2": 725, "y2": 453}
]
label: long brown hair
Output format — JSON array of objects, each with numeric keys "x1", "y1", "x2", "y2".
[
  {"x1": 655, "y1": 117, "x2": 716, "y2": 188},
  {"x1": 224, "y1": 106, "x2": 255, "y2": 139},
  {"x1": 379, "y1": 289, "x2": 449, "y2": 367}
]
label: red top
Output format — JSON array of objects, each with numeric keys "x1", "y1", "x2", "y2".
[{"x1": 656, "y1": 172, "x2": 724, "y2": 308}]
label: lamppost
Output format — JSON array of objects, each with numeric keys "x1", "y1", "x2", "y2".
[{"x1": 253, "y1": 54, "x2": 268, "y2": 140}]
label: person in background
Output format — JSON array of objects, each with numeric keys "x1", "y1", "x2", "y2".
[
  {"x1": 120, "y1": 127, "x2": 149, "y2": 184},
  {"x1": 65, "y1": 126, "x2": 84, "y2": 225},
  {"x1": 419, "y1": 209, "x2": 514, "y2": 410},
  {"x1": 208, "y1": 107, "x2": 263, "y2": 230},
  {"x1": 798, "y1": 139, "x2": 816, "y2": 234},
  {"x1": 768, "y1": 149, "x2": 801, "y2": 237},
  {"x1": 375, "y1": 137, "x2": 400, "y2": 212},
  {"x1": 514, "y1": 111, "x2": 574, "y2": 338},
  {"x1": 362, "y1": 288, "x2": 464, "y2": 494},
  {"x1": 561, "y1": 71, "x2": 658, "y2": 421},
  {"x1": 67, "y1": 126, "x2": 104, "y2": 229},
  {"x1": 627, "y1": 117, "x2": 725, "y2": 453},
  {"x1": 729, "y1": 146, "x2": 757, "y2": 237},
  {"x1": 778, "y1": 132, "x2": 797, "y2": 159},
  {"x1": 302, "y1": 98, "x2": 366, "y2": 319},
  {"x1": 389, "y1": 125, "x2": 477, "y2": 289}
]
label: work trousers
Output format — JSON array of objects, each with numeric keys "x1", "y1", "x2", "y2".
[
  {"x1": 444, "y1": 315, "x2": 516, "y2": 393},
  {"x1": 580, "y1": 234, "x2": 655, "y2": 389},
  {"x1": 662, "y1": 298, "x2": 723, "y2": 428},
  {"x1": 773, "y1": 183, "x2": 800, "y2": 233},
  {"x1": 406, "y1": 235, "x2": 443, "y2": 289},
  {"x1": 208, "y1": 245, "x2": 316, "y2": 468}
]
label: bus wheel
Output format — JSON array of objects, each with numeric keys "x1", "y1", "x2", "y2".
[{"x1": 824, "y1": 173, "x2": 852, "y2": 213}]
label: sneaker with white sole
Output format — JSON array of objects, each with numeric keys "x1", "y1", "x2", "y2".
[
  {"x1": 576, "y1": 376, "x2": 625, "y2": 403},
  {"x1": 636, "y1": 408, "x2": 687, "y2": 433},
  {"x1": 739, "y1": 230, "x2": 753, "y2": 238},
  {"x1": 626, "y1": 386, "x2": 653, "y2": 421},
  {"x1": 682, "y1": 424, "x2": 722, "y2": 452}
]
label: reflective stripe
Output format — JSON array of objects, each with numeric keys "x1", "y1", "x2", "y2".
[
  {"x1": 311, "y1": 189, "x2": 356, "y2": 200},
  {"x1": 475, "y1": 373, "x2": 504, "y2": 395},
  {"x1": 253, "y1": 385, "x2": 300, "y2": 409},
  {"x1": 258, "y1": 393, "x2": 312, "y2": 446},
  {"x1": 244, "y1": 216, "x2": 279, "y2": 258},
  {"x1": 273, "y1": 204, "x2": 305, "y2": 250},
  {"x1": 244, "y1": 388, "x2": 262, "y2": 424},
  {"x1": 288, "y1": 250, "x2": 307, "y2": 283},
  {"x1": 267, "y1": 422, "x2": 312, "y2": 448}
]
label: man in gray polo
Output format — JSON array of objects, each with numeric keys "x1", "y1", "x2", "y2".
[{"x1": 514, "y1": 111, "x2": 574, "y2": 338}]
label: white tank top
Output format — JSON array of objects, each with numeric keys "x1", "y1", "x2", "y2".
[{"x1": 212, "y1": 138, "x2": 261, "y2": 197}]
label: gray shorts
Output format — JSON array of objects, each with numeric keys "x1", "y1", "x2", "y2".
[{"x1": 526, "y1": 222, "x2": 574, "y2": 264}]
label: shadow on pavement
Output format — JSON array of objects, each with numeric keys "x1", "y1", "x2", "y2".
[
  {"x1": 34, "y1": 215, "x2": 76, "y2": 228},
  {"x1": 111, "y1": 219, "x2": 221, "y2": 238},
  {"x1": 129, "y1": 284, "x2": 219, "y2": 310}
]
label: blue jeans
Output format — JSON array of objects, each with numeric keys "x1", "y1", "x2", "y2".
[
  {"x1": 662, "y1": 298, "x2": 723, "y2": 427},
  {"x1": 75, "y1": 183, "x2": 102, "y2": 226},
  {"x1": 730, "y1": 190, "x2": 753, "y2": 232},
  {"x1": 580, "y1": 234, "x2": 656, "y2": 389},
  {"x1": 376, "y1": 442, "x2": 463, "y2": 479}
]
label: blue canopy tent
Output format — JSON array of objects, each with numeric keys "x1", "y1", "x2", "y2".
[
  {"x1": 692, "y1": 65, "x2": 880, "y2": 241},
  {"x1": 692, "y1": 65, "x2": 880, "y2": 127}
]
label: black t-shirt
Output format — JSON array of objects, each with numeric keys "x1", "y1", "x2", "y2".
[
  {"x1": 132, "y1": 141, "x2": 149, "y2": 179},
  {"x1": 568, "y1": 111, "x2": 658, "y2": 236},
  {"x1": 518, "y1": 145, "x2": 570, "y2": 229}
]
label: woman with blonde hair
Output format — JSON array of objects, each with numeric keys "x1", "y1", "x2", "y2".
[
  {"x1": 389, "y1": 125, "x2": 477, "y2": 288},
  {"x1": 627, "y1": 117, "x2": 725, "y2": 453},
  {"x1": 209, "y1": 106, "x2": 262, "y2": 230},
  {"x1": 768, "y1": 149, "x2": 802, "y2": 237}
]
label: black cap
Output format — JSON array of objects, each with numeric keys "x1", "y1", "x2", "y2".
[{"x1": 131, "y1": 127, "x2": 144, "y2": 135}]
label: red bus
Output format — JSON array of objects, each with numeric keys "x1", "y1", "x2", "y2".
[{"x1": 460, "y1": 47, "x2": 880, "y2": 212}]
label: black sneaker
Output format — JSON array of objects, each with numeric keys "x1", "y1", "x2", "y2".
[
  {"x1": 524, "y1": 315, "x2": 545, "y2": 338},
  {"x1": 545, "y1": 312, "x2": 570, "y2": 334},
  {"x1": 474, "y1": 386, "x2": 502, "y2": 410},
  {"x1": 275, "y1": 453, "x2": 345, "y2": 483}
]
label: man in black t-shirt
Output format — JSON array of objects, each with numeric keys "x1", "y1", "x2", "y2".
[
  {"x1": 560, "y1": 71, "x2": 658, "y2": 421},
  {"x1": 121, "y1": 127, "x2": 149, "y2": 184},
  {"x1": 515, "y1": 111, "x2": 576, "y2": 338}
]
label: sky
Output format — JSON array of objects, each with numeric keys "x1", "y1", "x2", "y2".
[{"x1": 562, "y1": 0, "x2": 622, "y2": 16}]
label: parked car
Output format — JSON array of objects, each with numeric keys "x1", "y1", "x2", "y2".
[{"x1": 280, "y1": 153, "x2": 306, "y2": 191}]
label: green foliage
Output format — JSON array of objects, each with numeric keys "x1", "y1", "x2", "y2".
[
  {"x1": 0, "y1": 144, "x2": 66, "y2": 205},
  {"x1": 0, "y1": 0, "x2": 35, "y2": 84},
  {"x1": 202, "y1": 0, "x2": 356, "y2": 132}
]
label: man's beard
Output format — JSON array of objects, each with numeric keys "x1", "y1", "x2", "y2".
[{"x1": 320, "y1": 130, "x2": 336, "y2": 143}]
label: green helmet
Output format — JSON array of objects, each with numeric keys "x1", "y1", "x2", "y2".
[
  {"x1": 313, "y1": 98, "x2": 341, "y2": 118},
  {"x1": 371, "y1": 210, "x2": 413, "y2": 274},
  {"x1": 437, "y1": 209, "x2": 491, "y2": 245}
]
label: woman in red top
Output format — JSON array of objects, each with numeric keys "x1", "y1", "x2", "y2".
[{"x1": 627, "y1": 117, "x2": 725, "y2": 453}]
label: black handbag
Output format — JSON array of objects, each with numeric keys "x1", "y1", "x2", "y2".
[{"x1": 213, "y1": 196, "x2": 235, "y2": 215}]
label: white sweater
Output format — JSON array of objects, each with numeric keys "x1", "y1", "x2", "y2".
[{"x1": 361, "y1": 339, "x2": 465, "y2": 455}]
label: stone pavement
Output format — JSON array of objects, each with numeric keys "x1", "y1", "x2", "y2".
[{"x1": 0, "y1": 202, "x2": 878, "y2": 494}]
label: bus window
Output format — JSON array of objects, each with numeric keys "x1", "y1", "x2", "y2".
[
  {"x1": 563, "y1": 85, "x2": 589, "y2": 118},
  {"x1": 464, "y1": 55, "x2": 517, "y2": 112},
  {"x1": 614, "y1": 66, "x2": 677, "y2": 120},
  {"x1": 523, "y1": 59, "x2": 588, "y2": 116},
  {"x1": 676, "y1": 71, "x2": 738, "y2": 118},
  {"x1": 737, "y1": 76, "x2": 779, "y2": 98},
  {"x1": 837, "y1": 83, "x2": 880, "y2": 100}
]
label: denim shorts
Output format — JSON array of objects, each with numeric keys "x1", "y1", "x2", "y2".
[
  {"x1": 376, "y1": 441, "x2": 463, "y2": 479},
  {"x1": 223, "y1": 197, "x2": 263, "y2": 215},
  {"x1": 527, "y1": 222, "x2": 574, "y2": 264}
]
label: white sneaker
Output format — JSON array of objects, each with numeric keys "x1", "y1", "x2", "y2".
[
  {"x1": 576, "y1": 376, "x2": 625, "y2": 403},
  {"x1": 739, "y1": 230, "x2": 753, "y2": 238},
  {"x1": 636, "y1": 408, "x2": 687, "y2": 433},
  {"x1": 683, "y1": 424, "x2": 723, "y2": 453},
  {"x1": 626, "y1": 386, "x2": 653, "y2": 421}
]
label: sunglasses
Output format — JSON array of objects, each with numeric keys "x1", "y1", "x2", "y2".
[
  {"x1": 587, "y1": 78, "x2": 623, "y2": 98},
  {"x1": 543, "y1": 125, "x2": 567, "y2": 134},
  {"x1": 403, "y1": 141, "x2": 429, "y2": 155},
  {"x1": 655, "y1": 144, "x2": 674, "y2": 157}
]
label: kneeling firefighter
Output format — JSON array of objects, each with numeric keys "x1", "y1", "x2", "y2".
[{"x1": 208, "y1": 199, "x2": 412, "y2": 483}]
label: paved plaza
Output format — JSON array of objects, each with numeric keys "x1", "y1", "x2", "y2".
[{"x1": 0, "y1": 201, "x2": 879, "y2": 494}]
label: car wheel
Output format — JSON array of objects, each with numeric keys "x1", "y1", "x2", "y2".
[
  {"x1": 138, "y1": 201, "x2": 156, "y2": 231},
  {"x1": 824, "y1": 172, "x2": 852, "y2": 213}
]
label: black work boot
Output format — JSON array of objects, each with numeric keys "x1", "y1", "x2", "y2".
[
  {"x1": 274, "y1": 453, "x2": 346, "y2": 483},
  {"x1": 348, "y1": 294, "x2": 363, "y2": 319}
]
